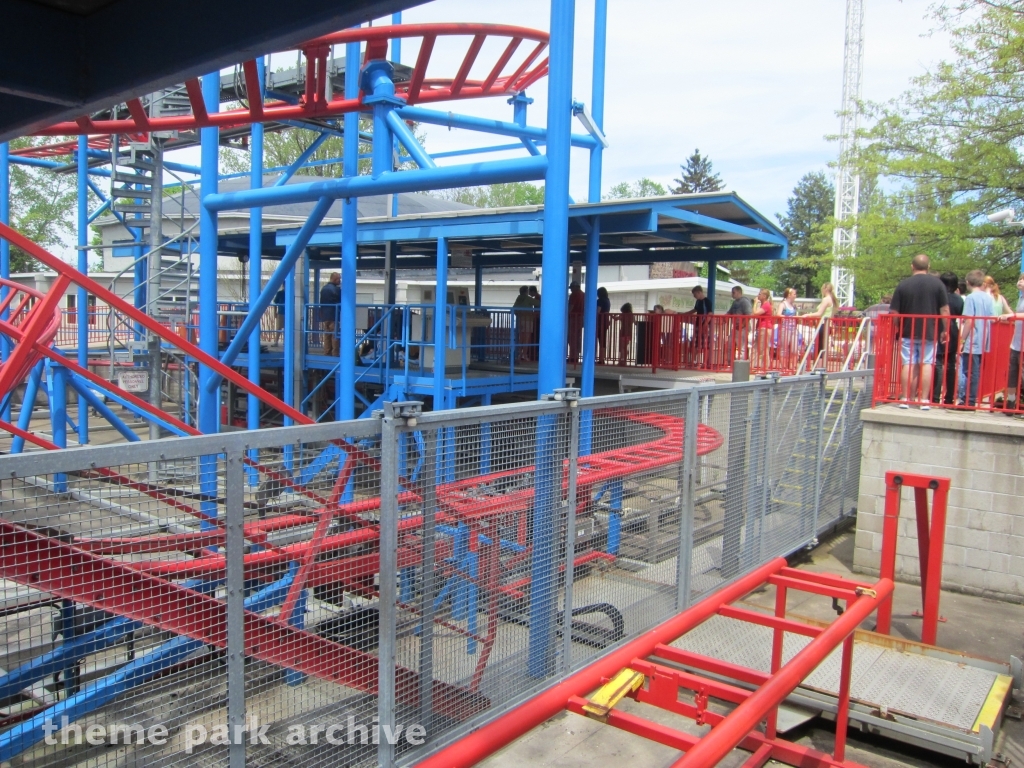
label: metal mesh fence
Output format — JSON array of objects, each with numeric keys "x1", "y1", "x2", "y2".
[
  {"x1": 0, "y1": 371, "x2": 870, "y2": 767},
  {"x1": 570, "y1": 392, "x2": 692, "y2": 668},
  {"x1": 392, "y1": 401, "x2": 573, "y2": 764}
]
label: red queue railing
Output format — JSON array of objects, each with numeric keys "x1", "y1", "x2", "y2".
[
  {"x1": 567, "y1": 313, "x2": 861, "y2": 376},
  {"x1": 51, "y1": 301, "x2": 881, "y2": 381},
  {"x1": 872, "y1": 313, "x2": 1021, "y2": 412}
]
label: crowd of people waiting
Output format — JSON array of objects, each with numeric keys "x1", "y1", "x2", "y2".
[
  {"x1": 311, "y1": 256, "x2": 1024, "y2": 416},
  {"x1": 884, "y1": 254, "x2": 1024, "y2": 414}
]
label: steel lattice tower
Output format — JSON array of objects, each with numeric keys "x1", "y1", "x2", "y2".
[{"x1": 831, "y1": 0, "x2": 864, "y2": 308}]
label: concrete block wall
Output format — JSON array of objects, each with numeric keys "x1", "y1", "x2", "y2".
[{"x1": 854, "y1": 407, "x2": 1024, "y2": 602}]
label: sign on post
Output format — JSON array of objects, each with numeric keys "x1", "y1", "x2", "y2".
[{"x1": 118, "y1": 370, "x2": 150, "y2": 393}]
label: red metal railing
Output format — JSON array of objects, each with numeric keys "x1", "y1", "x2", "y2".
[
  {"x1": 575, "y1": 313, "x2": 852, "y2": 376},
  {"x1": 418, "y1": 557, "x2": 892, "y2": 768},
  {"x1": 54, "y1": 309, "x2": 134, "y2": 348},
  {"x1": 872, "y1": 313, "x2": 1021, "y2": 412}
]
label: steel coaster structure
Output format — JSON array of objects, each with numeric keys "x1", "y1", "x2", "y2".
[
  {"x1": 1, "y1": 5, "x2": 991, "y2": 768},
  {"x1": 0, "y1": 230, "x2": 729, "y2": 761},
  {"x1": 0, "y1": 7, "x2": 736, "y2": 752},
  {"x1": 0, "y1": 6, "x2": 593, "y2": 761},
  {"x1": 0, "y1": 8, "x2": 626, "y2": 437}
]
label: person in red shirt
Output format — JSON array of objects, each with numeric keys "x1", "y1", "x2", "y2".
[
  {"x1": 752, "y1": 289, "x2": 774, "y2": 368},
  {"x1": 567, "y1": 280, "x2": 585, "y2": 364}
]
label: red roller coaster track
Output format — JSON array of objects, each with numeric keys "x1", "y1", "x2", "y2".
[
  {"x1": 31, "y1": 24, "x2": 550, "y2": 140},
  {"x1": 0, "y1": 224, "x2": 725, "y2": 735}
]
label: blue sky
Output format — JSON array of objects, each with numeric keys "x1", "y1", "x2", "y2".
[{"x1": 394, "y1": 0, "x2": 952, "y2": 223}]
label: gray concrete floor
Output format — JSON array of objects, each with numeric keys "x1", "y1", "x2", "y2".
[{"x1": 482, "y1": 529, "x2": 1024, "y2": 768}]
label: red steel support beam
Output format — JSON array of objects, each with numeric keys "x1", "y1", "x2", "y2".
[
  {"x1": 673, "y1": 578, "x2": 892, "y2": 767},
  {"x1": 414, "y1": 557, "x2": 788, "y2": 768},
  {"x1": 0, "y1": 520, "x2": 483, "y2": 720}
]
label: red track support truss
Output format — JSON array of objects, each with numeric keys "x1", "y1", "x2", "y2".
[
  {"x1": 875, "y1": 471, "x2": 951, "y2": 646},
  {"x1": 33, "y1": 24, "x2": 550, "y2": 138},
  {"x1": 418, "y1": 559, "x2": 893, "y2": 768}
]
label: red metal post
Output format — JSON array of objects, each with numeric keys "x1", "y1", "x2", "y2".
[
  {"x1": 833, "y1": 634, "x2": 855, "y2": 762},
  {"x1": 921, "y1": 479, "x2": 949, "y2": 645},
  {"x1": 875, "y1": 476, "x2": 902, "y2": 636},
  {"x1": 876, "y1": 472, "x2": 951, "y2": 645},
  {"x1": 765, "y1": 584, "x2": 787, "y2": 739}
]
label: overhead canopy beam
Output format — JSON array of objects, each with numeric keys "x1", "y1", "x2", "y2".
[{"x1": 658, "y1": 208, "x2": 787, "y2": 247}]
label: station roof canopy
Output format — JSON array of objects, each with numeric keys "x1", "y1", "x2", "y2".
[
  {"x1": 0, "y1": 0, "x2": 423, "y2": 141},
  {"x1": 261, "y1": 192, "x2": 788, "y2": 269}
]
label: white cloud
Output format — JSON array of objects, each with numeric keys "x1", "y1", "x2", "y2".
[{"x1": 397, "y1": 0, "x2": 950, "y2": 220}]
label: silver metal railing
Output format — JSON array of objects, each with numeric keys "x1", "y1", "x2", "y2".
[{"x1": 0, "y1": 370, "x2": 871, "y2": 768}]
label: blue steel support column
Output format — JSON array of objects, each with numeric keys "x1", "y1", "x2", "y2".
[
  {"x1": 364, "y1": 62, "x2": 397, "y2": 178},
  {"x1": 248, "y1": 57, "x2": 266, "y2": 449},
  {"x1": 392, "y1": 11, "x2": 402, "y2": 62},
  {"x1": 0, "y1": 142, "x2": 9, "y2": 422},
  {"x1": 198, "y1": 72, "x2": 221, "y2": 531},
  {"x1": 50, "y1": 363, "x2": 68, "y2": 492},
  {"x1": 587, "y1": 0, "x2": 607, "y2": 203},
  {"x1": 76, "y1": 137, "x2": 89, "y2": 444},
  {"x1": 511, "y1": 92, "x2": 533, "y2": 127},
  {"x1": 433, "y1": 236, "x2": 448, "y2": 411},
  {"x1": 199, "y1": 73, "x2": 221, "y2": 435},
  {"x1": 530, "y1": 0, "x2": 575, "y2": 680},
  {"x1": 339, "y1": 39, "x2": 360, "y2": 422},
  {"x1": 474, "y1": 264, "x2": 483, "y2": 307},
  {"x1": 707, "y1": 260, "x2": 717, "y2": 312},
  {"x1": 11, "y1": 362, "x2": 42, "y2": 454},
  {"x1": 580, "y1": 0, "x2": 607, "y2": 452},
  {"x1": 284, "y1": 266, "x2": 296, "y2": 423}
]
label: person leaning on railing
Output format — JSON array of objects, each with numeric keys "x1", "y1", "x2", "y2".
[
  {"x1": 933, "y1": 273, "x2": 963, "y2": 406},
  {"x1": 752, "y1": 289, "x2": 774, "y2": 367},
  {"x1": 618, "y1": 303, "x2": 634, "y2": 366},
  {"x1": 888, "y1": 255, "x2": 949, "y2": 409},
  {"x1": 681, "y1": 285, "x2": 713, "y2": 364},
  {"x1": 999, "y1": 273, "x2": 1024, "y2": 415},
  {"x1": 319, "y1": 272, "x2": 341, "y2": 356},
  {"x1": 958, "y1": 269, "x2": 993, "y2": 408},
  {"x1": 806, "y1": 282, "x2": 837, "y2": 368}
]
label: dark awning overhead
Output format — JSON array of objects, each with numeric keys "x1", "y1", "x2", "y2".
[{"x1": 0, "y1": 0, "x2": 425, "y2": 141}]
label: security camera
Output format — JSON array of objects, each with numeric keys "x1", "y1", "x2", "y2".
[{"x1": 987, "y1": 208, "x2": 1016, "y2": 224}]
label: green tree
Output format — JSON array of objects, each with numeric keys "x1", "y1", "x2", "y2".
[
  {"x1": 855, "y1": 0, "x2": 1024, "y2": 302},
  {"x1": 773, "y1": 171, "x2": 836, "y2": 298},
  {"x1": 604, "y1": 177, "x2": 667, "y2": 199},
  {"x1": 431, "y1": 182, "x2": 545, "y2": 208},
  {"x1": 671, "y1": 149, "x2": 724, "y2": 194},
  {"x1": 6, "y1": 138, "x2": 78, "y2": 271},
  {"x1": 220, "y1": 118, "x2": 380, "y2": 178}
]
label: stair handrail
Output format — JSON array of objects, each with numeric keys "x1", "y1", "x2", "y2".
[
  {"x1": 102, "y1": 221, "x2": 200, "y2": 356},
  {"x1": 301, "y1": 305, "x2": 406, "y2": 419},
  {"x1": 104, "y1": 218, "x2": 200, "y2": 297},
  {"x1": 795, "y1": 317, "x2": 826, "y2": 375},
  {"x1": 838, "y1": 316, "x2": 871, "y2": 373}
]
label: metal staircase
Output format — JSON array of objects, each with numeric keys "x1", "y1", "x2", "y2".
[
  {"x1": 766, "y1": 376, "x2": 864, "y2": 545},
  {"x1": 103, "y1": 96, "x2": 203, "y2": 433}
]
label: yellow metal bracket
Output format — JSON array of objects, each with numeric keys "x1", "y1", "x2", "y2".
[
  {"x1": 972, "y1": 674, "x2": 1013, "y2": 734},
  {"x1": 582, "y1": 668, "x2": 645, "y2": 719}
]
